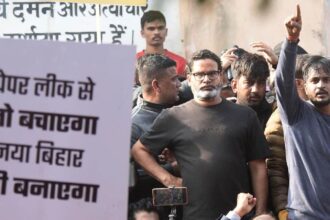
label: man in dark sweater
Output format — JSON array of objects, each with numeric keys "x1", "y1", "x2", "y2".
[{"x1": 276, "y1": 5, "x2": 330, "y2": 219}]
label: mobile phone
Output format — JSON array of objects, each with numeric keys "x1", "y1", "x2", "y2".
[{"x1": 152, "y1": 187, "x2": 188, "y2": 206}]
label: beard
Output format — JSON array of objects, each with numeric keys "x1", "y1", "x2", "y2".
[
  {"x1": 311, "y1": 98, "x2": 330, "y2": 108},
  {"x1": 194, "y1": 86, "x2": 221, "y2": 100}
]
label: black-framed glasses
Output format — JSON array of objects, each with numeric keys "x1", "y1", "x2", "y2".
[{"x1": 191, "y1": 70, "x2": 220, "y2": 81}]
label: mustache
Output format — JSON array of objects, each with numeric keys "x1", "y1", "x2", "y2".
[
  {"x1": 249, "y1": 93, "x2": 262, "y2": 99},
  {"x1": 200, "y1": 85, "x2": 217, "y2": 90},
  {"x1": 316, "y1": 89, "x2": 329, "y2": 95}
]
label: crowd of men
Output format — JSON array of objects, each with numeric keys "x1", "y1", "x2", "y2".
[{"x1": 129, "y1": 5, "x2": 330, "y2": 220}]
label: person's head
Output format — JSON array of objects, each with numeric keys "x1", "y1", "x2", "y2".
[
  {"x1": 273, "y1": 41, "x2": 308, "y2": 57},
  {"x1": 268, "y1": 54, "x2": 310, "y2": 101},
  {"x1": 302, "y1": 55, "x2": 330, "y2": 109},
  {"x1": 138, "y1": 54, "x2": 181, "y2": 105},
  {"x1": 231, "y1": 52, "x2": 270, "y2": 108},
  {"x1": 128, "y1": 198, "x2": 161, "y2": 220},
  {"x1": 269, "y1": 42, "x2": 309, "y2": 98},
  {"x1": 140, "y1": 11, "x2": 167, "y2": 48},
  {"x1": 295, "y1": 54, "x2": 310, "y2": 100},
  {"x1": 187, "y1": 49, "x2": 223, "y2": 102}
]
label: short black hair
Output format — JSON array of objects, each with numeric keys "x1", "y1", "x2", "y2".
[
  {"x1": 273, "y1": 41, "x2": 308, "y2": 57},
  {"x1": 141, "y1": 10, "x2": 166, "y2": 29},
  {"x1": 128, "y1": 198, "x2": 161, "y2": 220},
  {"x1": 137, "y1": 54, "x2": 176, "y2": 93},
  {"x1": 188, "y1": 49, "x2": 222, "y2": 72},
  {"x1": 231, "y1": 52, "x2": 269, "y2": 80},
  {"x1": 302, "y1": 55, "x2": 330, "y2": 81}
]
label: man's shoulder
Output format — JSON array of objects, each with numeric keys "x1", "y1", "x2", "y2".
[
  {"x1": 160, "y1": 100, "x2": 194, "y2": 116},
  {"x1": 131, "y1": 105, "x2": 144, "y2": 122},
  {"x1": 132, "y1": 103, "x2": 159, "y2": 118},
  {"x1": 170, "y1": 99, "x2": 191, "y2": 109},
  {"x1": 224, "y1": 99, "x2": 256, "y2": 114},
  {"x1": 136, "y1": 50, "x2": 145, "y2": 58},
  {"x1": 164, "y1": 50, "x2": 187, "y2": 62}
]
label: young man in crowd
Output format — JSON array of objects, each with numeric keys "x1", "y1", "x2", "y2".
[
  {"x1": 276, "y1": 5, "x2": 330, "y2": 219},
  {"x1": 230, "y1": 52, "x2": 272, "y2": 130},
  {"x1": 265, "y1": 53, "x2": 309, "y2": 220},
  {"x1": 132, "y1": 49, "x2": 269, "y2": 220},
  {"x1": 137, "y1": 10, "x2": 187, "y2": 79}
]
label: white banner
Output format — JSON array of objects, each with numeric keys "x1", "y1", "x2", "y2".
[
  {"x1": 0, "y1": 0, "x2": 148, "y2": 46},
  {"x1": 0, "y1": 38, "x2": 135, "y2": 220},
  {"x1": 0, "y1": 0, "x2": 183, "y2": 55}
]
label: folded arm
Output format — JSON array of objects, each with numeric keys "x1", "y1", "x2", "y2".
[{"x1": 132, "y1": 140, "x2": 182, "y2": 187}]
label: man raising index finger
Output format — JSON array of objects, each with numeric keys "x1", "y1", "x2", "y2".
[{"x1": 276, "y1": 4, "x2": 330, "y2": 219}]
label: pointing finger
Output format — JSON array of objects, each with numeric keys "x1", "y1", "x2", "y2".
[{"x1": 296, "y1": 4, "x2": 301, "y2": 20}]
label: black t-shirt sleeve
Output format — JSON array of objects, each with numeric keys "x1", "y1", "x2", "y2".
[
  {"x1": 130, "y1": 123, "x2": 142, "y2": 148},
  {"x1": 246, "y1": 111, "x2": 271, "y2": 161},
  {"x1": 139, "y1": 109, "x2": 176, "y2": 156}
]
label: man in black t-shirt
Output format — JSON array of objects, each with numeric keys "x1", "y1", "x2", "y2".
[
  {"x1": 132, "y1": 50, "x2": 270, "y2": 220},
  {"x1": 130, "y1": 54, "x2": 181, "y2": 203}
]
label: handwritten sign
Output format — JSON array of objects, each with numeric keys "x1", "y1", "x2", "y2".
[{"x1": 0, "y1": 39, "x2": 135, "y2": 220}]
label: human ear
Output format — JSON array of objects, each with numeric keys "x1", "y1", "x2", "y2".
[
  {"x1": 231, "y1": 79, "x2": 238, "y2": 93},
  {"x1": 151, "y1": 79, "x2": 161, "y2": 92}
]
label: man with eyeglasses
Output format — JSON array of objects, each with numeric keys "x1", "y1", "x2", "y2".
[{"x1": 132, "y1": 49, "x2": 270, "y2": 220}]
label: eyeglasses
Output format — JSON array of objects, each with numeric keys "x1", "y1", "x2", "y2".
[{"x1": 191, "y1": 70, "x2": 221, "y2": 81}]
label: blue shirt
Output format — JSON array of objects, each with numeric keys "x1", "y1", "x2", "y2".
[{"x1": 275, "y1": 39, "x2": 330, "y2": 219}]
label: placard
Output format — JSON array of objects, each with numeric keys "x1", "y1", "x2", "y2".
[{"x1": 0, "y1": 38, "x2": 135, "y2": 220}]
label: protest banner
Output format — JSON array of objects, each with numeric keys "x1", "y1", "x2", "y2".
[
  {"x1": 0, "y1": 0, "x2": 148, "y2": 46},
  {"x1": 0, "y1": 0, "x2": 182, "y2": 54},
  {"x1": 0, "y1": 38, "x2": 135, "y2": 220}
]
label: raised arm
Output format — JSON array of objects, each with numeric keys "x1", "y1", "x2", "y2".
[
  {"x1": 250, "y1": 41, "x2": 278, "y2": 67},
  {"x1": 275, "y1": 5, "x2": 303, "y2": 124}
]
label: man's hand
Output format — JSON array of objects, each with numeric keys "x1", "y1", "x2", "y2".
[
  {"x1": 250, "y1": 42, "x2": 278, "y2": 66},
  {"x1": 285, "y1": 5, "x2": 302, "y2": 41},
  {"x1": 233, "y1": 193, "x2": 257, "y2": 217},
  {"x1": 220, "y1": 47, "x2": 239, "y2": 71},
  {"x1": 159, "y1": 148, "x2": 175, "y2": 163},
  {"x1": 163, "y1": 175, "x2": 182, "y2": 187},
  {"x1": 132, "y1": 140, "x2": 182, "y2": 188}
]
